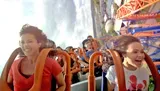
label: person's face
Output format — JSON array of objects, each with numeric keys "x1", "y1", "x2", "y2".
[
  {"x1": 124, "y1": 42, "x2": 145, "y2": 68},
  {"x1": 85, "y1": 41, "x2": 92, "y2": 50},
  {"x1": 68, "y1": 48, "x2": 74, "y2": 53},
  {"x1": 19, "y1": 33, "x2": 41, "y2": 56},
  {"x1": 103, "y1": 54, "x2": 113, "y2": 65}
]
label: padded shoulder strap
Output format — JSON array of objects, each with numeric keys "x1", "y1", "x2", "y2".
[
  {"x1": 144, "y1": 53, "x2": 160, "y2": 91},
  {"x1": 0, "y1": 47, "x2": 21, "y2": 91},
  {"x1": 0, "y1": 48, "x2": 71, "y2": 91},
  {"x1": 107, "y1": 49, "x2": 126, "y2": 91},
  {"x1": 29, "y1": 48, "x2": 54, "y2": 91},
  {"x1": 0, "y1": 48, "x2": 55, "y2": 91}
]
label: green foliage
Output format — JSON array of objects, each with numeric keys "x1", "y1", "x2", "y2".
[
  {"x1": 156, "y1": 18, "x2": 160, "y2": 22},
  {"x1": 108, "y1": 30, "x2": 118, "y2": 36},
  {"x1": 101, "y1": 25, "x2": 107, "y2": 36},
  {"x1": 149, "y1": 76, "x2": 155, "y2": 91},
  {"x1": 93, "y1": 0, "x2": 100, "y2": 9},
  {"x1": 113, "y1": 2, "x2": 119, "y2": 15},
  {"x1": 140, "y1": 7, "x2": 150, "y2": 14}
]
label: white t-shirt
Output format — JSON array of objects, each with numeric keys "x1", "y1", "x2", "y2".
[{"x1": 106, "y1": 65, "x2": 149, "y2": 91}]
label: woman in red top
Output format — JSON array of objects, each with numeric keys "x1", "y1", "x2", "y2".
[{"x1": 7, "y1": 24, "x2": 65, "y2": 91}]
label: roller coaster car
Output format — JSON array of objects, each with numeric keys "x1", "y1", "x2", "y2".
[{"x1": 0, "y1": 48, "x2": 71, "y2": 91}]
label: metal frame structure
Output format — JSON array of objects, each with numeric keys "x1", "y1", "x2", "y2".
[
  {"x1": 116, "y1": 0, "x2": 160, "y2": 19},
  {"x1": 128, "y1": 26, "x2": 160, "y2": 34},
  {"x1": 129, "y1": 22, "x2": 160, "y2": 28},
  {"x1": 133, "y1": 31, "x2": 160, "y2": 37},
  {"x1": 124, "y1": 13, "x2": 160, "y2": 21}
]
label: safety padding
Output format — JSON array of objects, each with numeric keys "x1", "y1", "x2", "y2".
[
  {"x1": 107, "y1": 49, "x2": 126, "y2": 91},
  {"x1": 56, "y1": 50, "x2": 71, "y2": 91},
  {"x1": 144, "y1": 53, "x2": 160, "y2": 91},
  {"x1": 29, "y1": 48, "x2": 55, "y2": 91},
  {"x1": 88, "y1": 51, "x2": 102, "y2": 91},
  {"x1": 0, "y1": 48, "x2": 71, "y2": 91},
  {"x1": 0, "y1": 47, "x2": 21, "y2": 91}
]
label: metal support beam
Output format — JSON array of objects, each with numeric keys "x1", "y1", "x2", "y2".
[
  {"x1": 116, "y1": 0, "x2": 160, "y2": 19},
  {"x1": 123, "y1": 13, "x2": 160, "y2": 21}
]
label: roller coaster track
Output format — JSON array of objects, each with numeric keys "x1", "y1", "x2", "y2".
[
  {"x1": 128, "y1": 26, "x2": 160, "y2": 34},
  {"x1": 124, "y1": 13, "x2": 160, "y2": 21},
  {"x1": 129, "y1": 22, "x2": 160, "y2": 28},
  {"x1": 116, "y1": 0, "x2": 160, "y2": 19},
  {"x1": 133, "y1": 31, "x2": 160, "y2": 37}
]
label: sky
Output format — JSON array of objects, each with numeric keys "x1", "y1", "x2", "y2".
[{"x1": 0, "y1": 0, "x2": 93, "y2": 75}]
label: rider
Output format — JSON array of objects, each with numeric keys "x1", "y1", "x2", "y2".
[
  {"x1": 7, "y1": 24, "x2": 65, "y2": 91},
  {"x1": 106, "y1": 35, "x2": 150, "y2": 91}
]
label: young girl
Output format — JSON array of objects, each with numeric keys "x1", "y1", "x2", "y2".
[
  {"x1": 106, "y1": 35, "x2": 150, "y2": 91},
  {"x1": 7, "y1": 24, "x2": 65, "y2": 91}
]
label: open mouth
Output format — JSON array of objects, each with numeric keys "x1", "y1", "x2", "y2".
[{"x1": 135, "y1": 60, "x2": 142, "y2": 63}]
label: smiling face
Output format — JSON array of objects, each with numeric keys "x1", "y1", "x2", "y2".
[
  {"x1": 85, "y1": 40, "x2": 93, "y2": 50},
  {"x1": 19, "y1": 33, "x2": 41, "y2": 57},
  {"x1": 124, "y1": 42, "x2": 145, "y2": 68}
]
